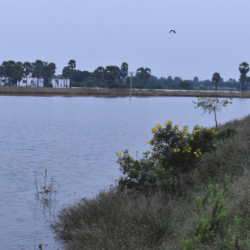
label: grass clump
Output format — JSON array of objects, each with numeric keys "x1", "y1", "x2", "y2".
[{"x1": 52, "y1": 115, "x2": 250, "y2": 250}]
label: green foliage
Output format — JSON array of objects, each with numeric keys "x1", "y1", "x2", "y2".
[
  {"x1": 117, "y1": 122, "x2": 219, "y2": 196},
  {"x1": 180, "y1": 80, "x2": 192, "y2": 90},
  {"x1": 217, "y1": 127, "x2": 236, "y2": 140},
  {"x1": 105, "y1": 65, "x2": 121, "y2": 86}
]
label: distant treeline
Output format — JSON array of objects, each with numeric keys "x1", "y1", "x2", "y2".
[
  {"x1": 71, "y1": 71, "x2": 243, "y2": 91},
  {"x1": 1, "y1": 60, "x2": 250, "y2": 91},
  {"x1": 71, "y1": 62, "x2": 250, "y2": 91}
]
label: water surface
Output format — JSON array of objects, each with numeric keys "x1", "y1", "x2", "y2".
[{"x1": 0, "y1": 96, "x2": 249, "y2": 249}]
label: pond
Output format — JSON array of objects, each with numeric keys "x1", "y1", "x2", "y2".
[{"x1": 0, "y1": 96, "x2": 249, "y2": 249}]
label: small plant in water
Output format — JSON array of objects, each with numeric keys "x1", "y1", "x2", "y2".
[{"x1": 35, "y1": 168, "x2": 60, "y2": 201}]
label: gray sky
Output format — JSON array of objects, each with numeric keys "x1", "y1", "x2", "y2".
[{"x1": 1, "y1": 0, "x2": 250, "y2": 81}]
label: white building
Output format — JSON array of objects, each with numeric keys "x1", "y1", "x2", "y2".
[{"x1": 0, "y1": 75, "x2": 70, "y2": 88}]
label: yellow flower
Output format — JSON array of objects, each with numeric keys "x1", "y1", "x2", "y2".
[
  {"x1": 151, "y1": 127, "x2": 157, "y2": 133},
  {"x1": 183, "y1": 136, "x2": 187, "y2": 141},
  {"x1": 173, "y1": 149, "x2": 177, "y2": 153},
  {"x1": 175, "y1": 125, "x2": 179, "y2": 129},
  {"x1": 155, "y1": 124, "x2": 163, "y2": 129},
  {"x1": 116, "y1": 152, "x2": 122, "y2": 157},
  {"x1": 147, "y1": 141, "x2": 152, "y2": 145},
  {"x1": 165, "y1": 120, "x2": 173, "y2": 126},
  {"x1": 162, "y1": 168, "x2": 165, "y2": 171},
  {"x1": 143, "y1": 152, "x2": 146, "y2": 155},
  {"x1": 194, "y1": 151, "x2": 197, "y2": 155},
  {"x1": 177, "y1": 149, "x2": 180, "y2": 152},
  {"x1": 195, "y1": 155, "x2": 200, "y2": 157},
  {"x1": 190, "y1": 136, "x2": 194, "y2": 140},
  {"x1": 194, "y1": 130, "x2": 199, "y2": 134},
  {"x1": 131, "y1": 156, "x2": 134, "y2": 160},
  {"x1": 178, "y1": 130, "x2": 183, "y2": 134}
]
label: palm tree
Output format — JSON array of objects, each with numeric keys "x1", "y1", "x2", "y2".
[
  {"x1": 120, "y1": 62, "x2": 128, "y2": 83},
  {"x1": 105, "y1": 66, "x2": 120, "y2": 87},
  {"x1": 62, "y1": 66, "x2": 71, "y2": 88},
  {"x1": 68, "y1": 60, "x2": 76, "y2": 88},
  {"x1": 23, "y1": 62, "x2": 32, "y2": 87},
  {"x1": 136, "y1": 67, "x2": 151, "y2": 88},
  {"x1": 212, "y1": 72, "x2": 221, "y2": 91},
  {"x1": 94, "y1": 66, "x2": 105, "y2": 85},
  {"x1": 239, "y1": 62, "x2": 249, "y2": 93}
]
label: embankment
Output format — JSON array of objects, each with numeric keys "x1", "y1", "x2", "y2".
[{"x1": 0, "y1": 86, "x2": 248, "y2": 98}]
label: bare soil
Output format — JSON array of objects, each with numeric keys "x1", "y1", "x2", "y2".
[{"x1": 0, "y1": 86, "x2": 248, "y2": 98}]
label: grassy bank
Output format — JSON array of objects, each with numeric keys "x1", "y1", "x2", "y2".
[
  {"x1": 51, "y1": 116, "x2": 250, "y2": 249},
  {"x1": 0, "y1": 86, "x2": 250, "y2": 98}
]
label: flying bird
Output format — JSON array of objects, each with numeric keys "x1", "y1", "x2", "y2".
[{"x1": 170, "y1": 30, "x2": 176, "y2": 34}]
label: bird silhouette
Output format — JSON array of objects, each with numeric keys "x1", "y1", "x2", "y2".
[{"x1": 170, "y1": 30, "x2": 176, "y2": 34}]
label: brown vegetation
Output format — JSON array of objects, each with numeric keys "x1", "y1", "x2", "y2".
[{"x1": 0, "y1": 86, "x2": 250, "y2": 98}]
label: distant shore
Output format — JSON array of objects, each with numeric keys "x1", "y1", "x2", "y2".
[{"x1": 0, "y1": 86, "x2": 249, "y2": 98}]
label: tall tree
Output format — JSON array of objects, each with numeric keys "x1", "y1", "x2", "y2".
[
  {"x1": 193, "y1": 76, "x2": 199, "y2": 83},
  {"x1": 23, "y1": 62, "x2": 32, "y2": 87},
  {"x1": 2, "y1": 61, "x2": 15, "y2": 86},
  {"x1": 48, "y1": 63, "x2": 56, "y2": 85},
  {"x1": 136, "y1": 67, "x2": 151, "y2": 88},
  {"x1": 62, "y1": 66, "x2": 71, "y2": 88},
  {"x1": 12, "y1": 64, "x2": 24, "y2": 86},
  {"x1": 34, "y1": 60, "x2": 43, "y2": 87},
  {"x1": 120, "y1": 62, "x2": 128, "y2": 83},
  {"x1": 68, "y1": 60, "x2": 76, "y2": 88},
  {"x1": 94, "y1": 66, "x2": 105, "y2": 84},
  {"x1": 239, "y1": 62, "x2": 249, "y2": 92},
  {"x1": 105, "y1": 66, "x2": 120, "y2": 87},
  {"x1": 212, "y1": 72, "x2": 221, "y2": 91},
  {"x1": 42, "y1": 65, "x2": 51, "y2": 87}
]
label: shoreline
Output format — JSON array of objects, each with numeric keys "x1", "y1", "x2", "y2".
[{"x1": 0, "y1": 86, "x2": 248, "y2": 98}]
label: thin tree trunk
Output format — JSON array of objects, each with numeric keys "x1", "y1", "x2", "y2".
[{"x1": 214, "y1": 107, "x2": 218, "y2": 130}]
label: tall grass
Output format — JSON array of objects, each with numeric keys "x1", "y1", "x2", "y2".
[{"x1": 51, "y1": 115, "x2": 250, "y2": 250}]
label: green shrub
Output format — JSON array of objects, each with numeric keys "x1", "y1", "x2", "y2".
[
  {"x1": 217, "y1": 127, "x2": 236, "y2": 140},
  {"x1": 117, "y1": 121, "x2": 219, "y2": 196}
]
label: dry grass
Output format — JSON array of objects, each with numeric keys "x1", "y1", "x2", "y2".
[
  {"x1": 52, "y1": 115, "x2": 250, "y2": 250},
  {"x1": 1, "y1": 86, "x2": 250, "y2": 98}
]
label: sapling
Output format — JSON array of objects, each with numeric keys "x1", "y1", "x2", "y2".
[
  {"x1": 193, "y1": 97, "x2": 232, "y2": 130},
  {"x1": 35, "y1": 168, "x2": 60, "y2": 202}
]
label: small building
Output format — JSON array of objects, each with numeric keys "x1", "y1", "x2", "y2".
[{"x1": 0, "y1": 75, "x2": 70, "y2": 88}]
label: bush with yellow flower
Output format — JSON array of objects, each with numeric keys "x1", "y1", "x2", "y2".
[{"x1": 116, "y1": 121, "x2": 235, "y2": 196}]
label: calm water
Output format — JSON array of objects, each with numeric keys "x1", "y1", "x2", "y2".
[{"x1": 1, "y1": 96, "x2": 250, "y2": 250}]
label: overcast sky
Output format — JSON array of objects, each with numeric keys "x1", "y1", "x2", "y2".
[{"x1": 1, "y1": 0, "x2": 250, "y2": 81}]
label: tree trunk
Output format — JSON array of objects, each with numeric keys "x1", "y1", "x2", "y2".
[{"x1": 214, "y1": 107, "x2": 218, "y2": 130}]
